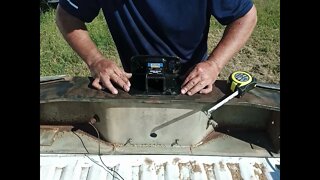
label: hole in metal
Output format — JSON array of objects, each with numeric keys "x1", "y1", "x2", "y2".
[
  {"x1": 150, "y1": 133, "x2": 157, "y2": 138},
  {"x1": 93, "y1": 114, "x2": 100, "y2": 122}
]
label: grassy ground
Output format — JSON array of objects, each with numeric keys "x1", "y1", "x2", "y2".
[{"x1": 40, "y1": 0, "x2": 279, "y2": 83}]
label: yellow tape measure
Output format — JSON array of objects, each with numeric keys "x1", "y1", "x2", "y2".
[{"x1": 228, "y1": 71, "x2": 257, "y2": 97}]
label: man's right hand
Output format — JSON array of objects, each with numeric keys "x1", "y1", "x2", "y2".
[
  {"x1": 89, "y1": 59, "x2": 132, "y2": 94},
  {"x1": 56, "y1": 6, "x2": 131, "y2": 95}
]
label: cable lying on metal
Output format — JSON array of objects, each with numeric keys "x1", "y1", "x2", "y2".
[{"x1": 72, "y1": 122, "x2": 124, "y2": 180}]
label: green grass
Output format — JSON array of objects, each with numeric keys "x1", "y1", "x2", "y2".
[
  {"x1": 40, "y1": 0, "x2": 279, "y2": 83},
  {"x1": 40, "y1": 9, "x2": 119, "y2": 76}
]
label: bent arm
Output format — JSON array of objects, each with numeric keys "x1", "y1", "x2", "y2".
[
  {"x1": 55, "y1": 4, "x2": 104, "y2": 68},
  {"x1": 206, "y1": 5, "x2": 257, "y2": 71},
  {"x1": 56, "y1": 5, "x2": 131, "y2": 94},
  {"x1": 181, "y1": 5, "x2": 257, "y2": 95}
]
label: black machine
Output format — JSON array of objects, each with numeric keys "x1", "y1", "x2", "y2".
[{"x1": 130, "y1": 55, "x2": 181, "y2": 95}]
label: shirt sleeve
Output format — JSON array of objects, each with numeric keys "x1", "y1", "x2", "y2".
[
  {"x1": 59, "y1": 0, "x2": 101, "y2": 23},
  {"x1": 210, "y1": 0, "x2": 253, "y2": 25}
]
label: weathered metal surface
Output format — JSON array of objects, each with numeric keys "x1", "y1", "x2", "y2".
[
  {"x1": 40, "y1": 75, "x2": 68, "y2": 83},
  {"x1": 256, "y1": 83, "x2": 280, "y2": 91},
  {"x1": 40, "y1": 126, "x2": 114, "y2": 154},
  {"x1": 40, "y1": 76, "x2": 280, "y2": 179},
  {"x1": 40, "y1": 126, "x2": 59, "y2": 146},
  {"x1": 40, "y1": 154, "x2": 280, "y2": 180},
  {"x1": 40, "y1": 77, "x2": 279, "y2": 107},
  {"x1": 97, "y1": 107, "x2": 213, "y2": 145},
  {"x1": 40, "y1": 125, "x2": 275, "y2": 157},
  {"x1": 40, "y1": 77, "x2": 279, "y2": 147}
]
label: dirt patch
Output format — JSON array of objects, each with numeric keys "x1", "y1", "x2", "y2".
[
  {"x1": 253, "y1": 163, "x2": 267, "y2": 180},
  {"x1": 203, "y1": 163, "x2": 216, "y2": 179},
  {"x1": 144, "y1": 158, "x2": 153, "y2": 165},
  {"x1": 227, "y1": 163, "x2": 243, "y2": 180},
  {"x1": 190, "y1": 161, "x2": 202, "y2": 173}
]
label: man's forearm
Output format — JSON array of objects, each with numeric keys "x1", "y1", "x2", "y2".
[
  {"x1": 55, "y1": 5, "x2": 103, "y2": 68},
  {"x1": 207, "y1": 5, "x2": 257, "y2": 71},
  {"x1": 56, "y1": 5, "x2": 132, "y2": 94}
]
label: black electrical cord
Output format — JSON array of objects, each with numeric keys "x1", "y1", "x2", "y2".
[
  {"x1": 88, "y1": 122, "x2": 125, "y2": 180},
  {"x1": 72, "y1": 124, "x2": 125, "y2": 180},
  {"x1": 72, "y1": 131, "x2": 115, "y2": 178}
]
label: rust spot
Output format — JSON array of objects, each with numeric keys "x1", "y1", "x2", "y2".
[
  {"x1": 178, "y1": 162, "x2": 189, "y2": 172},
  {"x1": 199, "y1": 131, "x2": 224, "y2": 145},
  {"x1": 40, "y1": 127, "x2": 60, "y2": 146},
  {"x1": 178, "y1": 162, "x2": 190, "y2": 179},
  {"x1": 219, "y1": 161, "x2": 225, "y2": 170},
  {"x1": 40, "y1": 125, "x2": 73, "y2": 131},
  {"x1": 178, "y1": 162, "x2": 190, "y2": 180},
  {"x1": 193, "y1": 164, "x2": 202, "y2": 173},
  {"x1": 203, "y1": 163, "x2": 215, "y2": 179},
  {"x1": 227, "y1": 163, "x2": 243, "y2": 180},
  {"x1": 144, "y1": 158, "x2": 153, "y2": 166},
  {"x1": 155, "y1": 164, "x2": 165, "y2": 175},
  {"x1": 172, "y1": 158, "x2": 180, "y2": 165},
  {"x1": 190, "y1": 161, "x2": 202, "y2": 173},
  {"x1": 253, "y1": 163, "x2": 267, "y2": 180}
]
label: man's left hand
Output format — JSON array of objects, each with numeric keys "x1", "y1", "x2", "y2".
[{"x1": 181, "y1": 60, "x2": 220, "y2": 96}]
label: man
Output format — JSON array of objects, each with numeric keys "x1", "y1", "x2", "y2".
[{"x1": 56, "y1": 0, "x2": 257, "y2": 96}]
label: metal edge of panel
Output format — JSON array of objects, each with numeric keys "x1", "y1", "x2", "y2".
[
  {"x1": 40, "y1": 75, "x2": 69, "y2": 83},
  {"x1": 40, "y1": 125, "x2": 279, "y2": 157}
]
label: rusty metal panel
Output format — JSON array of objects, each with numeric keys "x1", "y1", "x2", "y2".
[
  {"x1": 40, "y1": 125, "x2": 114, "y2": 154},
  {"x1": 40, "y1": 154, "x2": 280, "y2": 180},
  {"x1": 40, "y1": 125, "x2": 274, "y2": 157},
  {"x1": 40, "y1": 126, "x2": 59, "y2": 146},
  {"x1": 40, "y1": 77, "x2": 280, "y2": 179},
  {"x1": 40, "y1": 77, "x2": 280, "y2": 109},
  {"x1": 40, "y1": 101, "x2": 279, "y2": 151},
  {"x1": 40, "y1": 77, "x2": 280, "y2": 148},
  {"x1": 40, "y1": 76, "x2": 280, "y2": 156}
]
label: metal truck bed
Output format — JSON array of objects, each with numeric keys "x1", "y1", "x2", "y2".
[{"x1": 40, "y1": 76, "x2": 280, "y2": 179}]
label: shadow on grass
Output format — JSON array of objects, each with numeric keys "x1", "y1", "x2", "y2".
[{"x1": 40, "y1": 1, "x2": 58, "y2": 14}]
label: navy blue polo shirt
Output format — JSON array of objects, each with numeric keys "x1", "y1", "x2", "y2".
[{"x1": 59, "y1": 0, "x2": 253, "y2": 74}]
